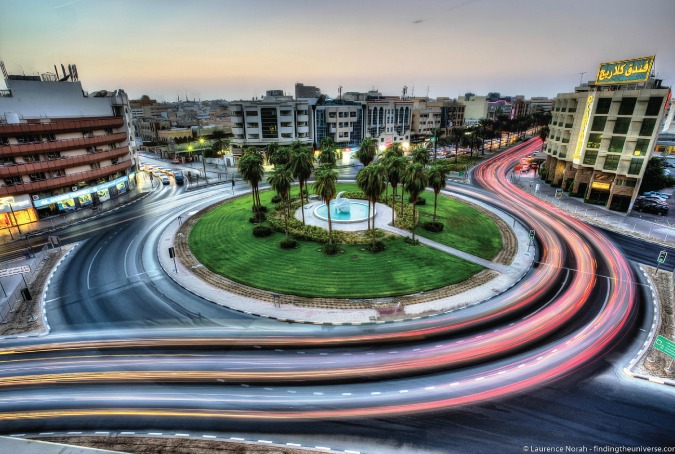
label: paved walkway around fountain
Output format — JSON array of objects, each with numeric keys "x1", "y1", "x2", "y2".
[{"x1": 158, "y1": 189, "x2": 534, "y2": 324}]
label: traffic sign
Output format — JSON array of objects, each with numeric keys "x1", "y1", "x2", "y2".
[
  {"x1": 0, "y1": 266, "x2": 30, "y2": 278},
  {"x1": 555, "y1": 188, "x2": 563, "y2": 199},
  {"x1": 654, "y1": 335, "x2": 675, "y2": 359},
  {"x1": 529, "y1": 229, "x2": 535, "y2": 239}
]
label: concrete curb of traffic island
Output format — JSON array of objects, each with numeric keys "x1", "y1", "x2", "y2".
[
  {"x1": 623, "y1": 265, "x2": 675, "y2": 388},
  {"x1": 157, "y1": 189, "x2": 534, "y2": 324}
]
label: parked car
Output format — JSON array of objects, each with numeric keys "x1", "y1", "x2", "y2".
[
  {"x1": 634, "y1": 199, "x2": 669, "y2": 215},
  {"x1": 643, "y1": 191, "x2": 670, "y2": 199}
]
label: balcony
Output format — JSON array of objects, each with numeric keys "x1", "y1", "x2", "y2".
[
  {"x1": 0, "y1": 132, "x2": 127, "y2": 157},
  {"x1": 0, "y1": 117, "x2": 124, "y2": 135},
  {"x1": 296, "y1": 126, "x2": 309, "y2": 134},
  {"x1": 0, "y1": 161, "x2": 132, "y2": 197},
  {"x1": 297, "y1": 114, "x2": 309, "y2": 122},
  {"x1": 0, "y1": 146, "x2": 130, "y2": 179}
]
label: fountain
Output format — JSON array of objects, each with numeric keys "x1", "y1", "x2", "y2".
[{"x1": 313, "y1": 192, "x2": 375, "y2": 224}]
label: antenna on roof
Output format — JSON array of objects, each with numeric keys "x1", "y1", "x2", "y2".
[{"x1": 579, "y1": 72, "x2": 587, "y2": 85}]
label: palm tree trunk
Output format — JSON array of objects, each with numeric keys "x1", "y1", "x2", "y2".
[
  {"x1": 411, "y1": 203, "x2": 417, "y2": 241},
  {"x1": 284, "y1": 197, "x2": 289, "y2": 239},
  {"x1": 400, "y1": 188, "x2": 405, "y2": 226},
  {"x1": 367, "y1": 199, "x2": 372, "y2": 233},
  {"x1": 299, "y1": 180, "x2": 305, "y2": 225},
  {"x1": 433, "y1": 192, "x2": 438, "y2": 222},
  {"x1": 326, "y1": 201, "x2": 333, "y2": 244}
]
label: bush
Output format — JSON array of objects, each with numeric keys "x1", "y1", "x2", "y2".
[
  {"x1": 271, "y1": 195, "x2": 282, "y2": 204},
  {"x1": 279, "y1": 238, "x2": 298, "y2": 249},
  {"x1": 366, "y1": 240, "x2": 387, "y2": 253},
  {"x1": 252, "y1": 205, "x2": 268, "y2": 213},
  {"x1": 404, "y1": 237, "x2": 420, "y2": 246},
  {"x1": 323, "y1": 243, "x2": 340, "y2": 255},
  {"x1": 249, "y1": 212, "x2": 267, "y2": 223},
  {"x1": 414, "y1": 197, "x2": 426, "y2": 206},
  {"x1": 422, "y1": 221, "x2": 444, "y2": 233},
  {"x1": 252, "y1": 225, "x2": 273, "y2": 237}
]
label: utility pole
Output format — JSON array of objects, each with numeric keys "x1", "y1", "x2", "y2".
[{"x1": 579, "y1": 72, "x2": 587, "y2": 86}]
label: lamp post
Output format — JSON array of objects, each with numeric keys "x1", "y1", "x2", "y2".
[{"x1": 198, "y1": 137, "x2": 208, "y2": 183}]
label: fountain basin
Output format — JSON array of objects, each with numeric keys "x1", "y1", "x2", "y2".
[{"x1": 313, "y1": 202, "x2": 374, "y2": 223}]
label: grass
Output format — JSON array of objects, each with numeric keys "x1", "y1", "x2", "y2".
[
  {"x1": 413, "y1": 191, "x2": 502, "y2": 260},
  {"x1": 188, "y1": 185, "x2": 485, "y2": 299}
]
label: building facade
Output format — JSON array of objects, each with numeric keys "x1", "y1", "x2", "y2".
[
  {"x1": 0, "y1": 71, "x2": 136, "y2": 226},
  {"x1": 229, "y1": 90, "x2": 312, "y2": 157},
  {"x1": 366, "y1": 96, "x2": 413, "y2": 150},
  {"x1": 544, "y1": 74, "x2": 670, "y2": 212},
  {"x1": 312, "y1": 100, "x2": 366, "y2": 149}
]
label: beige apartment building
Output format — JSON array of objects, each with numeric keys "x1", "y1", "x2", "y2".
[{"x1": 544, "y1": 66, "x2": 670, "y2": 212}]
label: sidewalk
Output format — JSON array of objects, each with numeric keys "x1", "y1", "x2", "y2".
[
  {"x1": 513, "y1": 169, "x2": 675, "y2": 246},
  {"x1": 157, "y1": 190, "x2": 534, "y2": 324}
]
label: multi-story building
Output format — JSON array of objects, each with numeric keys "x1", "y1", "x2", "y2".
[
  {"x1": 295, "y1": 83, "x2": 322, "y2": 99},
  {"x1": 229, "y1": 90, "x2": 312, "y2": 157},
  {"x1": 312, "y1": 99, "x2": 366, "y2": 150},
  {"x1": 366, "y1": 94, "x2": 413, "y2": 150},
  {"x1": 459, "y1": 93, "x2": 488, "y2": 126},
  {"x1": 527, "y1": 97, "x2": 554, "y2": 115},
  {"x1": 0, "y1": 67, "x2": 136, "y2": 226},
  {"x1": 544, "y1": 56, "x2": 670, "y2": 212}
]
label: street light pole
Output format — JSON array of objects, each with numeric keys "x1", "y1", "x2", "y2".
[{"x1": 199, "y1": 137, "x2": 208, "y2": 183}]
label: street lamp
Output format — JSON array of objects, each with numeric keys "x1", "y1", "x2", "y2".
[{"x1": 198, "y1": 137, "x2": 208, "y2": 183}]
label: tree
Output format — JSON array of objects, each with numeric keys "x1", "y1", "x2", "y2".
[
  {"x1": 313, "y1": 165, "x2": 338, "y2": 245},
  {"x1": 383, "y1": 155, "x2": 408, "y2": 224},
  {"x1": 411, "y1": 145, "x2": 431, "y2": 165},
  {"x1": 478, "y1": 119, "x2": 494, "y2": 155},
  {"x1": 539, "y1": 125, "x2": 550, "y2": 145},
  {"x1": 238, "y1": 149, "x2": 264, "y2": 214},
  {"x1": 402, "y1": 162, "x2": 429, "y2": 241},
  {"x1": 319, "y1": 137, "x2": 337, "y2": 167},
  {"x1": 209, "y1": 129, "x2": 230, "y2": 156},
  {"x1": 639, "y1": 157, "x2": 675, "y2": 193},
  {"x1": 289, "y1": 143, "x2": 314, "y2": 225},
  {"x1": 355, "y1": 137, "x2": 378, "y2": 167},
  {"x1": 356, "y1": 163, "x2": 386, "y2": 234},
  {"x1": 267, "y1": 142, "x2": 290, "y2": 167},
  {"x1": 427, "y1": 162, "x2": 449, "y2": 222},
  {"x1": 430, "y1": 127, "x2": 444, "y2": 160},
  {"x1": 267, "y1": 165, "x2": 294, "y2": 239},
  {"x1": 450, "y1": 127, "x2": 465, "y2": 163}
]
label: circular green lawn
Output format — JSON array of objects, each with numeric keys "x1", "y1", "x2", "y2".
[{"x1": 188, "y1": 184, "x2": 499, "y2": 299}]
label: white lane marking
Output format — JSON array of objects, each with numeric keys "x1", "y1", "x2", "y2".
[
  {"x1": 175, "y1": 433, "x2": 189, "y2": 437},
  {"x1": 86, "y1": 247, "x2": 103, "y2": 289},
  {"x1": 148, "y1": 432, "x2": 162, "y2": 436},
  {"x1": 202, "y1": 435, "x2": 216, "y2": 438},
  {"x1": 123, "y1": 239, "x2": 134, "y2": 278},
  {"x1": 342, "y1": 393, "x2": 352, "y2": 396},
  {"x1": 371, "y1": 392, "x2": 381, "y2": 395},
  {"x1": 425, "y1": 386, "x2": 435, "y2": 390}
]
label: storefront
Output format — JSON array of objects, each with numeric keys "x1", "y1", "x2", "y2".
[
  {"x1": 0, "y1": 195, "x2": 38, "y2": 231},
  {"x1": 33, "y1": 175, "x2": 130, "y2": 216}
]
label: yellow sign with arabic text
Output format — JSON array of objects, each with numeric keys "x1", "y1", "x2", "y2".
[{"x1": 596, "y1": 56, "x2": 654, "y2": 85}]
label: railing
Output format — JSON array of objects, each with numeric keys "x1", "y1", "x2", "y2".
[
  {"x1": 0, "y1": 161, "x2": 132, "y2": 196},
  {"x1": 0, "y1": 132, "x2": 127, "y2": 157},
  {"x1": 0, "y1": 147, "x2": 130, "y2": 178},
  {"x1": 0, "y1": 117, "x2": 124, "y2": 135}
]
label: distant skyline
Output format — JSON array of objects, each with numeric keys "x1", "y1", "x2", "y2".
[{"x1": 1, "y1": 0, "x2": 674, "y2": 102}]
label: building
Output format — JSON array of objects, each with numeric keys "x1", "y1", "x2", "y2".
[
  {"x1": 459, "y1": 93, "x2": 488, "y2": 126},
  {"x1": 229, "y1": 90, "x2": 312, "y2": 157},
  {"x1": 543, "y1": 56, "x2": 670, "y2": 212},
  {"x1": 312, "y1": 99, "x2": 366, "y2": 150},
  {"x1": 295, "y1": 83, "x2": 322, "y2": 99},
  {"x1": 366, "y1": 94, "x2": 413, "y2": 150},
  {"x1": 0, "y1": 65, "x2": 137, "y2": 226}
]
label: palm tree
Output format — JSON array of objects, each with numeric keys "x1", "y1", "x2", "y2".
[
  {"x1": 356, "y1": 164, "x2": 386, "y2": 233},
  {"x1": 319, "y1": 137, "x2": 337, "y2": 168},
  {"x1": 430, "y1": 127, "x2": 444, "y2": 160},
  {"x1": 209, "y1": 129, "x2": 230, "y2": 156},
  {"x1": 403, "y1": 162, "x2": 428, "y2": 241},
  {"x1": 237, "y1": 148, "x2": 264, "y2": 214},
  {"x1": 427, "y1": 162, "x2": 449, "y2": 223},
  {"x1": 267, "y1": 142, "x2": 290, "y2": 167},
  {"x1": 313, "y1": 165, "x2": 338, "y2": 245},
  {"x1": 384, "y1": 155, "x2": 408, "y2": 224},
  {"x1": 411, "y1": 146, "x2": 430, "y2": 165},
  {"x1": 478, "y1": 119, "x2": 493, "y2": 155},
  {"x1": 355, "y1": 137, "x2": 378, "y2": 167},
  {"x1": 450, "y1": 127, "x2": 465, "y2": 163},
  {"x1": 289, "y1": 144, "x2": 314, "y2": 225},
  {"x1": 267, "y1": 165, "x2": 294, "y2": 239}
]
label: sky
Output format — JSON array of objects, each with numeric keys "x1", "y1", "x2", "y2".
[{"x1": 1, "y1": 0, "x2": 674, "y2": 102}]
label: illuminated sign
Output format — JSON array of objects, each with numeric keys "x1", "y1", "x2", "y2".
[
  {"x1": 33, "y1": 175, "x2": 129, "y2": 208},
  {"x1": 0, "y1": 195, "x2": 33, "y2": 213},
  {"x1": 591, "y1": 181, "x2": 611, "y2": 190},
  {"x1": 573, "y1": 95, "x2": 594, "y2": 165},
  {"x1": 595, "y1": 56, "x2": 654, "y2": 85}
]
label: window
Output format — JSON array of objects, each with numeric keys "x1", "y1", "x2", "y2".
[
  {"x1": 245, "y1": 111, "x2": 258, "y2": 116},
  {"x1": 608, "y1": 137, "x2": 625, "y2": 153},
  {"x1": 645, "y1": 97, "x2": 663, "y2": 116},
  {"x1": 0, "y1": 137, "x2": 8, "y2": 146},
  {"x1": 587, "y1": 133, "x2": 602, "y2": 149},
  {"x1": 628, "y1": 158, "x2": 643, "y2": 175},
  {"x1": 4, "y1": 176, "x2": 23, "y2": 186},
  {"x1": 583, "y1": 150, "x2": 598, "y2": 165},
  {"x1": 639, "y1": 118, "x2": 656, "y2": 137},
  {"x1": 613, "y1": 117, "x2": 631, "y2": 134},
  {"x1": 633, "y1": 139, "x2": 650, "y2": 156},
  {"x1": 29, "y1": 172, "x2": 47, "y2": 182},
  {"x1": 596, "y1": 98, "x2": 611, "y2": 114},
  {"x1": 23, "y1": 154, "x2": 40, "y2": 163},
  {"x1": 603, "y1": 155, "x2": 620, "y2": 170},
  {"x1": 618, "y1": 98, "x2": 636, "y2": 115},
  {"x1": 624, "y1": 180, "x2": 636, "y2": 187}
]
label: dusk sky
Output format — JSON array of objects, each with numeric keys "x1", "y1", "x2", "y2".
[{"x1": 1, "y1": 0, "x2": 674, "y2": 102}]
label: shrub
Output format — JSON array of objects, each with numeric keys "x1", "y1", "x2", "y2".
[
  {"x1": 323, "y1": 243, "x2": 340, "y2": 255},
  {"x1": 414, "y1": 197, "x2": 426, "y2": 206},
  {"x1": 279, "y1": 238, "x2": 298, "y2": 249},
  {"x1": 249, "y1": 212, "x2": 267, "y2": 223},
  {"x1": 422, "y1": 221, "x2": 444, "y2": 233},
  {"x1": 366, "y1": 240, "x2": 387, "y2": 253},
  {"x1": 404, "y1": 237, "x2": 420, "y2": 246},
  {"x1": 252, "y1": 225, "x2": 273, "y2": 237},
  {"x1": 252, "y1": 205, "x2": 268, "y2": 213},
  {"x1": 271, "y1": 195, "x2": 282, "y2": 204}
]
